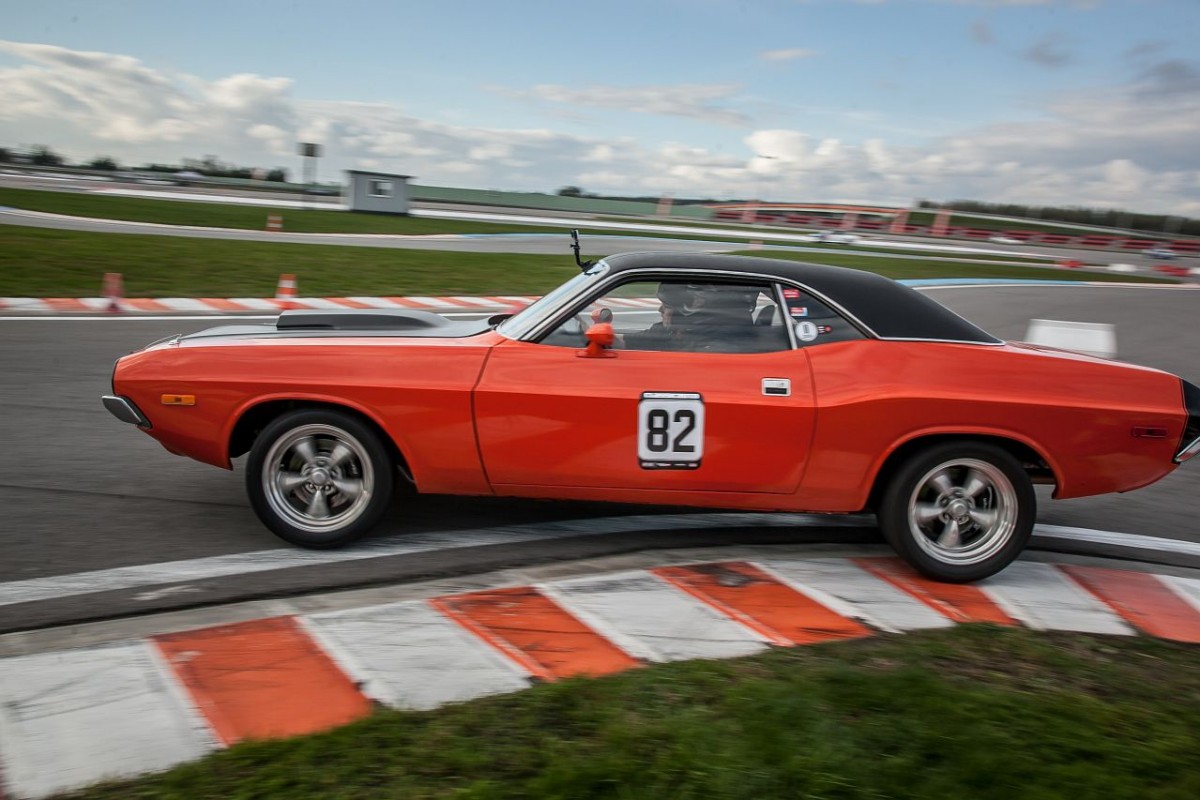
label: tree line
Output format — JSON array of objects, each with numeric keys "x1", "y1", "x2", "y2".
[
  {"x1": 919, "y1": 199, "x2": 1199, "y2": 238},
  {"x1": 0, "y1": 145, "x2": 289, "y2": 183}
]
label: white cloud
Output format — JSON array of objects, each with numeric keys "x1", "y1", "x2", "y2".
[
  {"x1": 0, "y1": 40, "x2": 1196, "y2": 214},
  {"x1": 496, "y1": 83, "x2": 749, "y2": 126}
]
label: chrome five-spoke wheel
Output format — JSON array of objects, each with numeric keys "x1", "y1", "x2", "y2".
[
  {"x1": 907, "y1": 458, "x2": 1018, "y2": 567},
  {"x1": 263, "y1": 423, "x2": 374, "y2": 533},
  {"x1": 246, "y1": 409, "x2": 394, "y2": 548},
  {"x1": 879, "y1": 442, "x2": 1035, "y2": 583}
]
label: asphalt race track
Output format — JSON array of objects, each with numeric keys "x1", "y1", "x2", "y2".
[
  {"x1": 0, "y1": 185, "x2": 1197, "y2": 635},
  {"x1": 1, "y1": 283, "x2": 1197, "y2": 634}
]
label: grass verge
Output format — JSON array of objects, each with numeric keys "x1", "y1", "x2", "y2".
[
  {"x1": 0, "y1": 186, "x2": 564, "y2": 235},
  {"x1": 3, "y1": 187, "x2": 1132, "y2": 250},
  {"x1": 70, "y1": 626, "x2": 1200, "y2": 800},
  {"x1": 0, "y1": 226, "x2": 1165, "y2": 297}
]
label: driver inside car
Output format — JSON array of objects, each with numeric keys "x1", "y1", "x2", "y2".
[{"x1": 622, "y1": 283, "x2": 758, "y2": 352}]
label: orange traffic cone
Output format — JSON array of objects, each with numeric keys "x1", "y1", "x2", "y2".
[
  {"x1": 275, "y1": 273, "x2": 298, "y2": 310},
  {"x1": 103, "y1": 272, "x2": 124, "y2": 313},
  {"x1": 266, "y1": 214, "x2": 283, "y2": 232}
]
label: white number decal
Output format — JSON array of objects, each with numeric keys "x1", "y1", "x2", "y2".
[{"x1": 638, "y1": 392, "x2": 704, "y2": 470}]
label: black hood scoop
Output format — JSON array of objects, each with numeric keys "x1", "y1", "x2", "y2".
[
  {"x1": 180, "y1": 309, "x2": 493, "y2": 343},
  {"x1": 270, "y1": 308, "x2": 491, "y2": 338},
  {"x1": 277, "y1": 309, "x2": 453, "y2": 331}
]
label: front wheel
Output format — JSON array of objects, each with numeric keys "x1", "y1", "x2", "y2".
[
  {"x1": 246, "y1": 409, "x2": 394, "y2": 548},
  {"x1": 878, "y1": 442, "x2": 1035, "y2": 583}
]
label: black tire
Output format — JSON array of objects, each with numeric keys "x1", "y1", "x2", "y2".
[
  {"x1": 245, "y1": 409, "x2": 394, "y2": 548},
  {"x1": 878, "y1": 441, "x2": 1035, "y2": 583}
]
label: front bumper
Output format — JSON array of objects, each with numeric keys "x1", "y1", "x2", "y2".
[{"x1": 102, "y1": 395, "x2": 150, "y2": 429}]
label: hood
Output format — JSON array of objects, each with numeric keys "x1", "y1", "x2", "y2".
[{"x1": 175, "y1": 309, "x2": 495, "y2": 344}]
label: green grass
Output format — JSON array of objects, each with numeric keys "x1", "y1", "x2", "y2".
[
  {"x1": 0, "y1": 187, "x2": 584, "y2": 236},
  {"x1": 68, "y1": 627, "x2": 1200, "y2": 799},
  {"x1": 0, "y1": 225, "x2": 588, "y2": 296},
  {"x1": 0, "y1": 226, "x2": 1165, "y2": 297}
]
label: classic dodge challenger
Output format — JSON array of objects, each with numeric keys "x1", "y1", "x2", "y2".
[{"x1": 103, "y1": 250, "x2": 1200, "y2": 582}]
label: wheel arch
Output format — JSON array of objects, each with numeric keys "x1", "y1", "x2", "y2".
[
  {"x1": 228, "y1": 398, "x2": 414, "y2": 486},
  {"x1": 865, "y1": 433, "x2": 1056, "y2": 513}
]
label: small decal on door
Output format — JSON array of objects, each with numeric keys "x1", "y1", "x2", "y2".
[
  {"x1": 795, "y1": 321, "x2": 819, "y2": 342},
  {"x1": 638, "y1": 392, "x2": 704, "y2": 470}
]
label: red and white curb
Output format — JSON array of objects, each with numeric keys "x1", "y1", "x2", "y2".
[
  {"x1": 1, "y1": 555, "x2": 1198, "y2": 798},
  {"x1": 0, "y1": 295, "x2": 547, "y2": 314},
  {"x1": 0, "y1": 296, "x2": 672, "y2": 314}
]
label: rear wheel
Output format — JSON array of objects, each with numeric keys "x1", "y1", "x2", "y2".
[
  {"x1": 246, "y1": 409, "x2": 394, "y2": 548},
  {"x1": 878, "y1": 442, "x2": 1035, "y2": 583}
]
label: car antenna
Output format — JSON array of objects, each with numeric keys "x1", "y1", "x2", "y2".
[{"x1": 570, "y1": 229, "x2": 594, "y2": 273}]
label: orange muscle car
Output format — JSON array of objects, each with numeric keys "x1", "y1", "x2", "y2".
[{"x1": 103, "y1": 252, "x2": 1200, "y2": 581}]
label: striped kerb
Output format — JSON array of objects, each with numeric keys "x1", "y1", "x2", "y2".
[
  {"x1": 652, "y1": 562, "x2": 871, "y2": 645},
  {"x1": 431, "y1": 587, "x2": 640, "y2": 680},
  {"x1": 154, "y1": 616, "x2": 371, "y2": 745},
  {"x1": 1060, "y1": 566, "x2": 1200, "y2": 643},
  {"x1": 853, "y1": 557, "x2": 1017, "y2": 625}
]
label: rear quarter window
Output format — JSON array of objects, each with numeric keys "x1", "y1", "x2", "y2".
[{"x1": 780, "y1": 287, "x2": 866, "y2": 346}]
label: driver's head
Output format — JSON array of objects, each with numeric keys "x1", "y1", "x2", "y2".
[{"x1": 656, "y1": 282, "x2": 701, "y2": 318}]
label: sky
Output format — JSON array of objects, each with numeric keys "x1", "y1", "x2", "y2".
[{"x1": 2, "y1": 0, "x2": 1199, "y2": 214}]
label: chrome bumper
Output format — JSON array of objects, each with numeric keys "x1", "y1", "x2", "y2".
[
  {"x1": 102, "y1": 395, "x2": 150, "y2": 428},
  {"x1": 1177, "y1": 435, "x2": 1200, "y2": 465}
]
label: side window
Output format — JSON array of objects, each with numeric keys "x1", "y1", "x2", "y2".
[
  {"x1": 538, "y1": 279, "x2": 791, "y2": 354},
  {"x1": 780, "y1": 287, "x2": 866, "y2": 346}
]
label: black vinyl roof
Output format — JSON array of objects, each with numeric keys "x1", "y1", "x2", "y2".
[{"x1": 600, "y1": 252, "x2": 1001, "y2": 344}]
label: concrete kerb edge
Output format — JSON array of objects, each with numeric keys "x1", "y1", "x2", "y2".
[{"x1": 3, "y1": 531, "x2": 1198, "y2": 659}]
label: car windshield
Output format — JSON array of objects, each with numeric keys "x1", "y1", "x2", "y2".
[{"x1": 495, "y1": 261, "x2": 610, "y2": 340}]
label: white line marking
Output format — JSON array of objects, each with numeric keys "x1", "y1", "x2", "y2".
[
  {"x1": 133, "y1": 586, "x2": 202, "y2": 602},
  {"x1": 1031, "y1": 525, "x2": 1200, "y2": 558},
  {"x1": 0, "y1": 513, "x2": 868, "y2": 609}
]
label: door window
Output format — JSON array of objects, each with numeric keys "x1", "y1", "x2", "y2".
[{"x1": 539, "y1": 279, "x2": 791, "y2": 354}]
